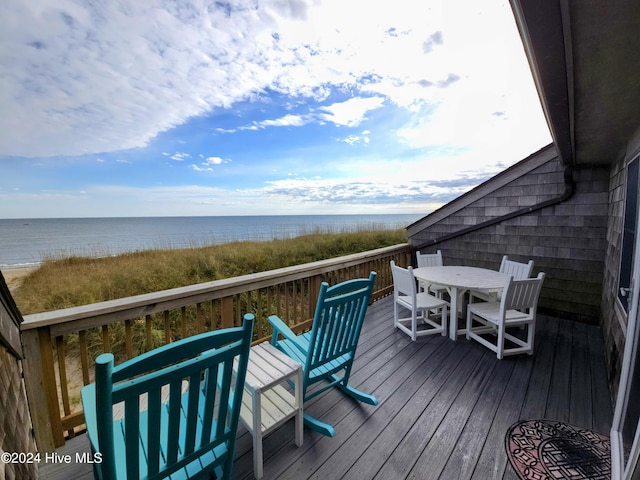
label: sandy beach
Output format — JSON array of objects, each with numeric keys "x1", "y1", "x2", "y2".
[{"x1": 1, "y1": 266, "x2": 38, "y2": 294}]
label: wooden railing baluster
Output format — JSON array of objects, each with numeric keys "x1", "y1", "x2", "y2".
[
  {"x1": 196, "y1": 303, "x2": 203, "y2": 333},
  {"x1": 55, "y1": 336, "x2": 73, "y2": 438},
  {"x1": 180, "y1": 306, "x2": 186, "y2": 339},
  {"x1": 221, "y1": 296, "x2": 233, "y2": 329},
  {"x1": 145, "y1": 315, "x2": 153, "y2": 351},
  {"x1": 163, "y1": 311, "x2": 171, "y2": 343},
  {"x1": 78, "y1": 331, "x2": 90, "y2": 385},
  {"x1": 124, "y1": 319, "x2": 133, "y2": 359},
  {"x1": 101, "y1": 325, "x2": 110, "y2": 353}
]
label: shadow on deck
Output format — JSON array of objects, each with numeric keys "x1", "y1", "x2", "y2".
[{"x1": 40, "y1": 295, "x2": 613, "y2": 480}]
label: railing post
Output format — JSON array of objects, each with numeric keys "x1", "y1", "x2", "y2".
[
  {"x1": 21, "y1": 327, "x2": 64, "y2": 450},
  {"x1": 221, "y1": 296, "x2": 234, "y2": 329}
]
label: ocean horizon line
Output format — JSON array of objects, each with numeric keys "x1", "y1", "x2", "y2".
[
  {"x1": 0, "y1": 213, "x2": 421, "y2": 267},
  {"x1": 1, "y1": 212, "x2": 424, "y2": 221}
]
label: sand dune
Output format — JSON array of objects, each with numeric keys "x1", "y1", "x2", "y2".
[{"x1": 1, "y1": 266, "x2": 37, "y2": 294}]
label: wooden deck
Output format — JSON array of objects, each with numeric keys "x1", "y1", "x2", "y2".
[{"x1": 40, "y1": 295, "x2": 613, "y2": 480}]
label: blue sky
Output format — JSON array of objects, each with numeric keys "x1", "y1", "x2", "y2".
[{"x1": 0, "y1": 0, "x2": 551, "y2": 218}]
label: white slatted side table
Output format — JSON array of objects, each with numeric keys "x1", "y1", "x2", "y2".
[{"x1": 239, "y1": 342, "x2": 303, "y2": 479}]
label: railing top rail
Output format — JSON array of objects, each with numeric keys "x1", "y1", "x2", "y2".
[{"x1": 21, "y1": 244, "x2": 408, "y2": 331}]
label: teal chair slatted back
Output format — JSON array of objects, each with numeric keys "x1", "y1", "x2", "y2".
[
  {"x1": 81, "y1": 314, "x2": 254, "y2": 480},
  {"x1": 306, "y1": 274, "x2": 374, "y2": 378},
  {"x1": 269, "y1": 272, "x2": 378, "y2": 437}
]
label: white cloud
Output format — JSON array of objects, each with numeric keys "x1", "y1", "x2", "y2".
[
  {"x1": 0, "y1": 0, "x2": 548, "y2": 160},
  {"x1": 249, "y1": 113, "x2": 307, "y2": 129},
  {"x1": 204, "y1": 156, "x2": 226, "y2": 165},
  {"x1": 262, "y1": 176, "x2": 474, "y2": 210},
  {"x1": 318, "y1": 97, "x2": 385, "y2": 127},
  {"x1": 170, "y1": 152, "x2": 191, "y2": 161},
  {"x1": 0, "y1": 132, "x2": 522, "y2": 216},
  {"x1": 191, "y1": 155, "x2": 229, "y2": 172},
  {"x1": 1, "y1": 1, "x2": 293, "y2": 157},
  {"x1": 342, "y1": 130, "x2": 372, "y2": 145},
  {"x1": 238, "y1": 96, "x2": 384, "y2": 131},
  {"x1": 0, "y1": 182, "x2": 426, "y2": 217}
]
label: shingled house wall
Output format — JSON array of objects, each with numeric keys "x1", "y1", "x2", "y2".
[
  {"x1": 0, "y1": 273, "x2": 38, "y2": 480},
  {"x1": 600, "y1": 128, "x2": 640, "y2": 394},
  {"x1": 407, "y1": 144, "x2": 610, "y2": 324}
]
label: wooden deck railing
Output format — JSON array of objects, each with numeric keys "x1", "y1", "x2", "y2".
[{"x1": 20, "y1": 244, "x2": 411, "y2": 450}]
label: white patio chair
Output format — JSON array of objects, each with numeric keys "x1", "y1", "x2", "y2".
[
  {"x1": 466, "y1": 272, "x2": 545, "y2": 359},
  {"x1": 469, "y1": 256, "x2": 534, "y2": 303},
  {"x1": 390, "y1": 261, "x2": 449, "y2": 341},
  {"x1": 415, "y1": 250, "x2": 448, "y2": 298}
]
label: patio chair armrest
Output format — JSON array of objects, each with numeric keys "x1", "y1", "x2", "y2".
[{"x1": 268, "y1": 315, "x2": 305, "y2": 352}]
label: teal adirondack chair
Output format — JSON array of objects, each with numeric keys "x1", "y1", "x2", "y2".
[
  {"x1": 81, "y1": 314, "x2": 254, "y2": 480},
  {"x1": 269, "y1": 272, "x2": 378, "y2": 437}
]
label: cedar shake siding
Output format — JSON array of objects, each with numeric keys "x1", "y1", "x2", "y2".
[{"x1": 407, "y1": 144, "x2": 609, "y2": 325}]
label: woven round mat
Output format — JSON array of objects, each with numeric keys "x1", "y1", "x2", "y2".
[{"x1": 505, "y1": 419, "x2": 611, "y2": 480}]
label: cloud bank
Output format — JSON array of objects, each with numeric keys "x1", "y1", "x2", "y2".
[{"x1": 1, "y1": 0, "x2": 478, "y2": 158}]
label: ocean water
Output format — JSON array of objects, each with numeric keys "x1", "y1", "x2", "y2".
[{"x1": 0, "y1": 214, "x2": 421, "y2": 267}]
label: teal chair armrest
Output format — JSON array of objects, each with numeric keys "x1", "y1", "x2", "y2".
[{"x1": 268, "y1": 315, "x2": 306, "y2": 353}]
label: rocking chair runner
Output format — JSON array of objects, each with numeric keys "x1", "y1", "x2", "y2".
[
  {"x1": 269, "y1": 272, "x2": 378, "y2": 437},
  {"x1": 81, "y1": 314, "x2": 254, "y2": 480}
]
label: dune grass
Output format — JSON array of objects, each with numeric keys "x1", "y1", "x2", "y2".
[{"x1": 14, "y1": 228, "x2": 407, "y2": 315}]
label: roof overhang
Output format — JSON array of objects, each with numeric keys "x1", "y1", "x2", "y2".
[{"x1": 510, "y1": 0, "x2": 640, "y2": 166}]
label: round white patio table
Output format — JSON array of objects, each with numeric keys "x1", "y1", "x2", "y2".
[{"x1": 413, "y1": 266, "x2": 508, "y2": 340}]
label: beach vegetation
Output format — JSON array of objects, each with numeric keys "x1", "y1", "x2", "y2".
[{"x1": 13, "y1": 228, "x2": 407, "y2": 315}]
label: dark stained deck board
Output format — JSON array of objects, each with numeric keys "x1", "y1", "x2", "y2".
[
  {"x1": 570, "y1": 321, "x2": 594, "y2": 428},
  {"x1": 544, "y1": 319, "x2": 573, "y2": 423},
  {"x1": 470, "y1": 342, "x2": 536, "y2": 480},
  {"x1": 39, "y1": 296, "x2": 613, "y2": 480},
  {"x1": 588, "y1": 325, "x2": 614, "y2": 435},
  {"x1": 38, "y1": 433, "x2": 96, "y2": 480},
  {"x1": 514, "y1": 315, "x2": 560, "y2": 421},
  {"x1": 498, "y1": 317, "x2": 556, "y2": 480}
]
